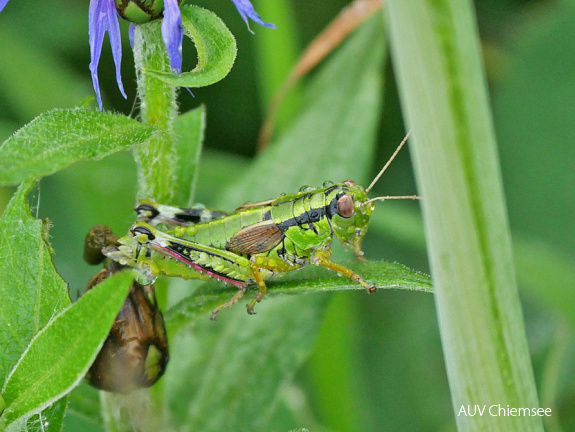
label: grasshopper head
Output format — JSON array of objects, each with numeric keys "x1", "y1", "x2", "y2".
[
  {"x1": 327, "y1": 180, "x2": 375, "y2": 258},
  {"x1": 103, "y1": 222, "x2": 158, "y2": 276}
]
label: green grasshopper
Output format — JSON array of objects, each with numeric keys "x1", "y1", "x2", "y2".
[{"x1": 106, "y1": 135, "x2": 418, "y2": 319}]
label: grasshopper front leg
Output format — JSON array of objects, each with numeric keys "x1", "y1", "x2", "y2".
[{"x1": 312, "y1": 250, "x2": 376, "y2": 293}]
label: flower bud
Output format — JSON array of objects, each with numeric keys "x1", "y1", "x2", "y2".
[
  {"x1": 114, "y1": 0, "x2": 167, "y2": 23},
  {"x1": 84, "y1": 225, "x2": 119, "y2": 266},
  {"x1": 85, "y1": 277, "x2": 169, "y2": 393}
]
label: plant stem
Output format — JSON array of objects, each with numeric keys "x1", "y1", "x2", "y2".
[
  {"x1": 100, "y1": 21, "x2": 178, "y2": 432},
  {"x1": 132, "y1": 20, "x2": 179, "y2": 204},
  {"x1": 386, "y1": 1, "x2": 543, "y2": 430}
]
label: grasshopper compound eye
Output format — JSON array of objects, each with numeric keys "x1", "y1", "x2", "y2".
[
  {"x1": 132, "y1": 225, "x2": 156, "y2": 240},
  {"x1": 337, "y1": 195, "x2": 355, "y2": 218},
  {"x1": 135, "y1": 203, "x2": 160, "y2": 220}
]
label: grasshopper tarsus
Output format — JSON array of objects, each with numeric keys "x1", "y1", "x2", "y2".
[
  {"x1": 354, "y1": 252, "x2": 368, "y2": 262},
  {"x1": 211, "y1": 286, "x2": 249, "y2": 320},
  {"x1": 368, "y1": 285, "x2": 377, "y2": 294}
]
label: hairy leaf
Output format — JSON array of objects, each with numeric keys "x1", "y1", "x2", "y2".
[
  {"x1": 0, "y1": 109, "x2": 157, "y2": 185},
  {"x1": 166, "y1": 261, "x2": 431, "y2": 330},
  {"x1": 1, "y1": 272, "x2": 133, "y2": 426},
  {"x1": 0, "y1": 182, "x2": 70, "y2": 385},
  {"x1": 0, "y1": 182, "x2": 72, "y2": 430}
]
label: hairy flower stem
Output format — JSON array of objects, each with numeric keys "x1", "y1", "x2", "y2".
[
  {"x1": 100, "y1": 21, "x2": 176, "y2": 432},
  {"x1": 133, "y1": 21, "x2": 179, "y2": 204}
]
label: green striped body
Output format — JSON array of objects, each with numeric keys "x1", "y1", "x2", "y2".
[
  {"x1": 164, "y1": 181, "x2": 374, "y2": 281},
  {"x1": 107, "y1": 181, "x2": 376, "y2": 313},
  {"x1": 172, "y1": 207, "x2": 268, "y2": 251},
  {"x1": 109, "y1": 226, "x2": 255, "y2": 286}
]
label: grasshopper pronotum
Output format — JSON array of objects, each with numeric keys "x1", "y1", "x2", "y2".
[{"x1": 106, "y1": 134, "x2": 418, "y2": 319}]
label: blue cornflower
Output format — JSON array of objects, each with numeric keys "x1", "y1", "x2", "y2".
[
  {"x1": 89, "y1": 0, "x2": 274, "y2": 110},
  {"x1": 1, "y1": 0, "x2": 273, "y2": 110},
  {"x1": 89, "y1": 0, "x2": 183, "y2": 110}
]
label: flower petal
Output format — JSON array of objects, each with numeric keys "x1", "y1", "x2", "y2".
[
  {"x1": 0, "y1": 0, "x2": 10, "y2": 13},
  {"x1": 106, "y1": 0, "x2": 127, "y2": 99},
  {"x1": 230, "y1": 0, "x2": 276, "y2": 30},
  {"x1": 129, "y1": 23, "x2": 136, "y2": 48},
  {"x1": 89, "y1": 0, "x2": 106, "y2": 110},
  {"x1": 88, "y1": 0, "x2": 126, "y2": 111},
  {"x1": 162, "y1": 0, "x2": 183, "y2": 73}
]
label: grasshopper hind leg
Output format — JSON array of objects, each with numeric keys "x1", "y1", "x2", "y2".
[
  {"x1": 211, "y1": 285, "x2": 248, "y2": 320},
  {"x1": 211, "y1": 256, "x2": 300, "y2": 319},
  {"x1": 245, "y1": 256, "x2": 301, "y2": 315}
]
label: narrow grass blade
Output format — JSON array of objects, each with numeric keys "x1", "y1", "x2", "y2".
[{"x1": 386, "y1": 1, "x2": 543, "y2": 430}]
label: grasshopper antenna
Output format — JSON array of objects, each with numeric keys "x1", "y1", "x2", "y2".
[
  {"x1": 365, "y1": 195, "x2": 420, "y2": 205},
  {"x1": 365, "y1": 131, "x2": 411, "y2": 194}
]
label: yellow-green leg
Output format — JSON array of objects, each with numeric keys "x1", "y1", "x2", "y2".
[
  {"x1": 246, "y1": 256, "x2": 299, "y2": 315},
  {"x1": 211, "y1": 285, "x2": 248, "y2": 320},
  {"x1": 312, "y1": 251, "x2": 376, "y2": 293}
]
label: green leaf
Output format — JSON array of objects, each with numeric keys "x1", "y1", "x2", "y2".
[
  {"x1": 387, "y1": 1, "x2": 543, "y2": 430},
  {"x1": 218, "y1": 16, "x2": 386, "y2": 209},
  {"x1": 173, "y1": 106, "x2": 206, "y2": 206},
  {"x1": 166, "y1": 261, "x2": 431, "y2": 331},
  {"x1": 0, "y1": 182, "x2": 70, "y2": 386},
  {"x1": 0, "y1": 181, "x2": 72, "y2": 430},
  {"x1": 1, "y1": 271, "x2": 133, "y2": 426},
  {"x1": 0, "y1": 109, "x2": 157, "y2": 185},
  {"x1": 146, "y1": 6, "x2": 237, "y2": 88},
  {"x1": 166, "y1": 295, "x2": 329, "y2": 432},
  {"x1": 0, "y1": 183, "x2": 70, "y2": 431},
  {"x1": 26, "y1": 397, "x2": 68, "y2": 432}
]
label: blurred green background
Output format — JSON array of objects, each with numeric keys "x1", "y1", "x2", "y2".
[{"x1": 1, "y1": 0, "x2": 574, "y2": 430}]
